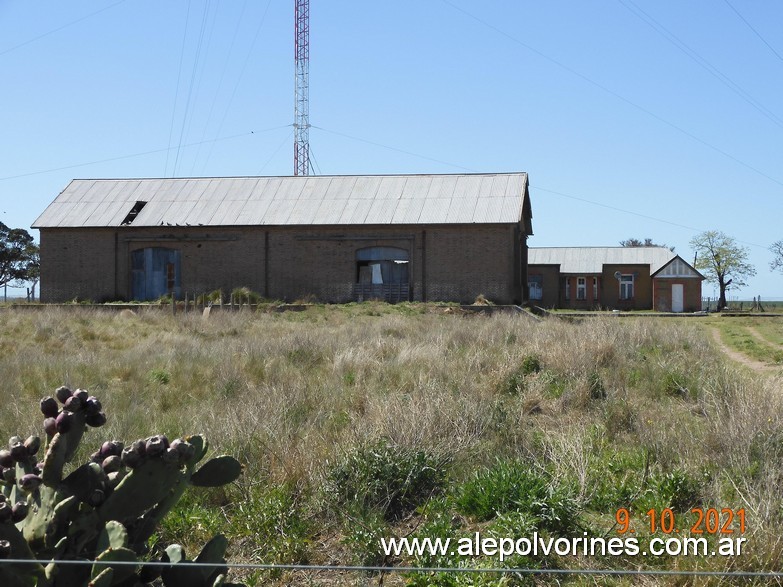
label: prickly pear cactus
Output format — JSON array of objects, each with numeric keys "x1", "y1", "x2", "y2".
[{"x1": 0, "y1": 387, "x2": 245, "y2": 587}]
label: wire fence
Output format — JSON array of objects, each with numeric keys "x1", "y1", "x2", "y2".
[{"x1": 2, "y1": 558, "x2": 783, "y2": 580}]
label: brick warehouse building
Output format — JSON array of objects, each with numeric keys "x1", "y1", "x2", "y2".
[{"x1": 33, "y1": 173, "x2": 533, "y2": 304}]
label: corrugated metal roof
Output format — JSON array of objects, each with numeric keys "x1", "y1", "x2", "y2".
[
  {"x1": 528, "y1": 247, "x2": 677, "y2": 274},
  {"x1": 33, "y1": 173, "x2": 529, "y2": 228}
]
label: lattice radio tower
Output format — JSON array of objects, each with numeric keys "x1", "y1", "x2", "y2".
[{"x1": 294, "y1": 0, "x2": 310, "y2": 175}]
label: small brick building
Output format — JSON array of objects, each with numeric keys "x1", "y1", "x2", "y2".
[
  {"x1": 528, "y1": 247, "x2": 703, "y2": 312},
  {"x1": 33, "y1": 173, "x2": 533, "y2": 304}
]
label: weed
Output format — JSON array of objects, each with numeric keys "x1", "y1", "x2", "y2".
[
  {"x1": 500, "y1": 355, "x2": 543, "y2": 395},
  {"x1": 455, "y1": 460, "x2": 581, "y2": 534},
  {"x1": 148, "y1": 367, "x2": 171, "y2": 385},
  {"x1": 636, "y1": 469, "x2": 703, "y2": 513},
  {"x1": 230, "y1": 286, "x2": 262, "y2": 305},
  {"x1": 326, "y1": 439, "x2": 447, "y2": 521},
  {"x1": 340, "y1": 509, "x2": 388, "y2": 566}
]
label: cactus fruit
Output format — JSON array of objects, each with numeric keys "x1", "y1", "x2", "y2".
[
  {"x1": 11, "y1": 502, "x2": 28, "y2": 523},
  {"x1": 145, "y1": 434, "x2": 169, "y2": 457},
  {"x1": 101, "y1": 455, "x2": 121, "y2": 474},
  {"x1": 0, "y1": 502, "x2": 11, "y2": 523},
  {"x1": 40, "y1": 396, "x2": 59, "y2": 418},
  {"x1": 18, "y1": 474, "x2": 43, "y2": 492},
  {"x1": 54, "y1": 385, "x2": 72, "y2": 403},
  {"x1": 24, "y1": 435, "x2": 41, "y2": 457},
  {"x1": 99, "y1": 440, "x2": 123, "y2": 459},
  {"x1": 43, "y1": 417, "x2": 57, "y2": 437},
  {"x1": 63, "y1": 395, "x2": 83, "y2": 412},
  {"x1": 55, "y1": 411, "x2": 73, "y2": 434},
  {"x1": 0, "y1": 386, "x2": 245, "y2": 587},
  {"x1": 85, "y1": 411, "x2": 107, "y2": 428}
]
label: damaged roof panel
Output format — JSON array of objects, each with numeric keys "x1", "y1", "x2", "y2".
[{"x1": 32, "y1": 173, "x2": 529, "y2": 228}]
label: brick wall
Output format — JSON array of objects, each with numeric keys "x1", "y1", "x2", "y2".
[
  {"x1": 39, "y1": 223, "x2": 524, "y2": 304},
  {"x1": 601, "y1": 264, "x2": 653, "y2": 310},
  {"x1": 39, "y1": 230, "x2": 117, "y2": 302},
  {"x1": 653, "y1": 278, "x2": 702, "y2": 312},
  {"x1": 528, "y1": 265, "x2": 560, "y2": 308}
]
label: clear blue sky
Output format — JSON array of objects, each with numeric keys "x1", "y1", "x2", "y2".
[{"x1": 1, "y1": 1, "x2": 781, "y2": 299}]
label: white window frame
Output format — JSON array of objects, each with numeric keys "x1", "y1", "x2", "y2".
[
  {"x1": 564, "y1": 277, "x2": 571, "y2": 301},
  {"x1": 593, "y1": 277, "x2": 598, "y2": 300},
  {"x1": 619, "y1": 274, "x2": 634, "y2": 300}
]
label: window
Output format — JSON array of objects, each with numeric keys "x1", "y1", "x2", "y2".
[
  {"x1": 593, "y1": 277, "x2": 598, "y2": 300},
  {"x1": 619, "y1": 274, "x2": 634, "y2": 300},
  {"x1": 528, "y1": 275, "x2": 543, "y2": 301},
  {"x1": 564, "y1": 277, "x2": 570, "y2": 301},
  {"x1": 576, "y1": 277, "x2": 586, "y2": 300}
]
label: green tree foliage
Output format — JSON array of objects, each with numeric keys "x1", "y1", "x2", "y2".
[
  {"x1": 690, "y1": 230, "x2": 755, "y2": 311},
  {"x1": 771, "y1": 240, "x2": 783, "y2": 274},
  {"x1": 620, "y1": 237, "x2": 674, "y2": 251},
  {"x1": 0, "y1": 222, "x2": 39, "y2": 288}
]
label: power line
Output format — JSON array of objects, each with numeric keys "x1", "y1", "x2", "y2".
[
  {"x1": 257, "y1": 128, "x2": 295, "y2": 175},
  {"x1": 529, "y1": 185, "x2": 768, "y2": 250},
  {"x1": 617, "y1": 0, "x2": 783, "y2": 130},
  {"x1": 438, "y1": 0, "x2": 783, "y2": 191},
  {"x1": 311, "y1": 126, "x2": 477, "y2": 172},
  {"x1": 722, "y1": 0, "x2": 783, "y2": 64},
  {"x1": 0, "y1": 128, "x2": 288, "y2": 182},
  {"x1": 165, "y1": 0, "x2": 193, "y2": 178},
  {"x1": 189, "y1": 0, "x2": 251, "y2": 175},
  {"x1": 311, "y1": 126, "x2": 770, "y2": 250},
  {"x1": 173, "y1": 0, "x2": 214, "y2": 177},
  {"x1": 0, "y1": 0, "x2": 127, "y2": 57},
  {"x1": 202, "y1": 0, "x2": 274, "y2": 171}
]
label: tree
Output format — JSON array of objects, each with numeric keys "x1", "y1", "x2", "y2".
[
  {"x1": 620, "y1": 237, "x2": 674, "y2": 251},
  {"x1": 690, "y1": 230, "x2": 755, "y2": 311},
  {"x1": 771, "y1": 240, "x2": 783, "y2": 274},
  {"x1": 0, "y1": 221, "x2": 39, "y2": 291}
]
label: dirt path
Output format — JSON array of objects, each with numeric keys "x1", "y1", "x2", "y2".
[
  {"x1": 747, "y1": 326, "x2": 783, "y2": 349},
  {"x1": 709, "y1": 327, "x2": 779, "y2": 373}
]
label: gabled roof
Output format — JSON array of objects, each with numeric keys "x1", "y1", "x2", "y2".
[
  {"x1": 528, "y1": 246, "x2": 680, "y2": 275},
  {"x1": 652, "y1": 256, "x2": 704, "y2": 279},
  {"x1": 32, "y1": 173, "x2": 530, "y2": 229}
]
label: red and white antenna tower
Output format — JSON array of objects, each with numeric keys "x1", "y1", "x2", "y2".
[{"x1": 294, "y1": 0, "x2": 310, "y2": 176}]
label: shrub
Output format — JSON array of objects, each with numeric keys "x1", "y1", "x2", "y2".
[
  {"x1": 588, "y1": 370, "x2": 607, "y2": 400},
  {"x1": 148, "y1": 367, "x2": 171, "y2": 385},
  {"x1": 228, "y1": 483, "x2": 309, "y2": 566},
  {"x1": 455, "y1": 460, "x2": 581, "y2": 534},
  {"x1": 520, "y1": 354, "x2": 542, "y2": 375},
  {"x1": 636, "y1": 469, "x2": 703, "y2": 512},
  {"x1": 325, "y1": 439, "x2": 447, "y2": 521},
  {"x1": 230, "y1": 286, "x2": 262, "y2": 305},
  {"x1": 197, "y1": 289, "x2": 224, "y2": 305},
  {"x1": 501, "y1": 355, "x2": 542, "y2": 394},
  {"x1": 341, "y1": 509, "x2": 389, "y2": 566}
]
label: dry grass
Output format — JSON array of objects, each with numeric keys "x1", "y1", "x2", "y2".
[{"x1": 1, "y1": 305, "x2": 782, "y2": 585}]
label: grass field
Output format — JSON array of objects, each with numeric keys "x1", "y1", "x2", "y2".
[
  {"x1": 1, "y1": 305, "x2": 783, "y2": 585},
  {"x1": 704, "y1": 315, "x2": 783, "y2": 367}
]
